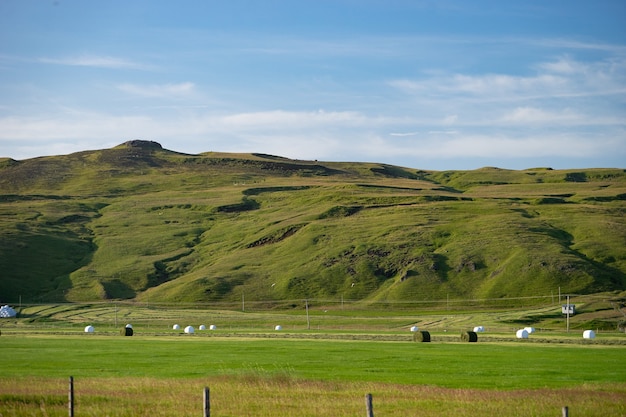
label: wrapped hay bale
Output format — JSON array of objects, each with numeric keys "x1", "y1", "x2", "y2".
[
  {"x1": 184, "y1": 325, "x2": 195, "y2": 334},
  {"x1": 199, "y1": 325, "x2": 206, "y2": 330},
  {"x1": 410, "y1": 326, "x2": 419, "y2": 332},
  {"x1": 84, "y1": 325, "x2": 95, "y2": 333},
  {"x1": 0, "y1": 305, "x2": 17, "y2": 318},
  {"x1": 121, "y1": 327, "x2": 133, "y2": 336},
  {"x1": 413, "y1": 330, "x2": 431, "y2": 342},
  {"x1": 583, "y1": 330, "x2": 595, "y2": 339},
  {"x1": 173, "y1": 324, "x2": 181, "y2": 330},
  {"x1": 516, "y1": 329, "x2": 529, "y2": 339},
  {"x1": 461, "y1": 331, "x2": 478, "y2": 342}
]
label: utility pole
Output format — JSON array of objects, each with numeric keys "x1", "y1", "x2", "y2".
[
  {"x1": 305, "y1": 299, "x2": 310, "y2": 330},
  {"x1": 566, "y1": 295, "x2": 570, "y2": 333}
]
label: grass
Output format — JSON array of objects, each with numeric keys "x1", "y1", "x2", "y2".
[
  {"x1": 2, "y1": 376, "x2": 623, "y2": 417},
  {"x1": 0, "y1": 143, "x2": 625, "y2": 305},
  {"x1": 0, "y1": 333, "x2": 625, "y2": 416},
  {"x1": 1, "y1": 301, "x2": 625, "y2": 416},
  {"x1": 1, "y1": 335, "x2": 624, "y2": 387}
]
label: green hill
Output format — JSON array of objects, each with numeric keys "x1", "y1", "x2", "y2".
[{"x1": 1, "y1": 140, "x2": 625, "y2": 304}]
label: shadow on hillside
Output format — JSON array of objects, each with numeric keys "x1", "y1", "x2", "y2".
[{"x1": 102, "y1": 279, "x2": 136, "y2": 299}]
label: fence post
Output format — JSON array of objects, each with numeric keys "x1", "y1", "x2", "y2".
[
  {"x1": 562, "y1": 406, "x2": 568, "y2": 417},
  {"x1": 365, "y1": 393, "x2": 374, "y2": 417},
  {"x1": 204, "y1": 387, "x2": 210, "y2": 417},
  {"x1": 68, "y1": 376, "x2": 74, "y2": 417}
]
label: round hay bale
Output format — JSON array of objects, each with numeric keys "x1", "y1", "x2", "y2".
[
  {"x1": 84, "y1": 325, "x2": 95, "y2": 333},
  {"x1": 209, "y1": 325, "x2": 217, "y2": 330},
  {"x1": 121, "y1": 327, "x2": 133, "y2": 336},
  {"x1": 410, "y1": 325, "x2": 419, "y2": 332},
  {"x1": 524, "y1": 326, "x2": 536, "y2": 334},
  {"x1": 199, "y1": 325, "x2": 206, "y2": 330},
  {"x1": 184, "y1": 325, "x2": 195, "y2": 334},
  {"x1": 461, "y1": 331, "x2": 478, "y2": 342},
  {"x1": 516, "y1": 329, "x2": 529, "y2": 339},
  {"x1": 172, "y1": 324, "x2": 180, "y2": 330},
  {"x1": 413, "y1": 330, "x2": 431, "y2": 342},
  {"x1": 473, "y1": 326, "x2": 485, "y2": 333},
  {"x1": 583, "y1": 330, "x2": 596, "y2": 339},
  {"x1": 275, "y1": 325, "x2": 282, "y2": 331}
]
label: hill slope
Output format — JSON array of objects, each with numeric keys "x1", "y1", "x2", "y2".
[{"x1": 1, "y1": 141, "x2": 625, "y2": 304}]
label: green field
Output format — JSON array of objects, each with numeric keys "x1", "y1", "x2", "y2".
[
  {"x1": 2, "y1": 334, "x2": 625, "y2": 388},
  {"x1": 1, "y1": 303, "x2": 626, "y2": 416}
]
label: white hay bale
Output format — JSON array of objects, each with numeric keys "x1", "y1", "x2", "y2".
[
  {"x1": 209, "y1": 325, "x2": 217, "y2": 330},
  {"x1": 274, "y1": 325, "x2": 282, "y2": 331},
  {"x1": 172, "y1": 324, "x2": 181, "y2": 330},
  {"x1": 410, "y1": 326, "x2": 419, "y2": 332},
  {"x1": 516, "y1": 329, "x2": 529, "y2": 339},
  {"x1": 473, "y1": 326, "x2": 485, "y2": 333},
  {"x1": 199, "y1": 325, "x2": 206, "y2": 330},
  {"x1": 184, "y1": 325, "x2": 195, "y2": 334},
  {"x1": 125, "y1": 324, "x2": 133, "y2": 329},
  {"x1": 0, "y1": 305, "x2": 17, "y2": 318},
  {"x1": 524, "y1": 327, "x2": 536, "y2": 334},
  {"x1": 84, "y1": 325, "x2": 95, "y2": 333},
  {"x1": 583, "y1": 330, "x2": 596, "y2": 339}
]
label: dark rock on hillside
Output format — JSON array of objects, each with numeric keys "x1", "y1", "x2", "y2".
[{"x1": 119, "y1": 140, "x2": 163, "y2": 150}]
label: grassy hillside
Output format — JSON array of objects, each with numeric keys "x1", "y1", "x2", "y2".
[{"x1": 1, "y1": 140, "x2": 624, "y2": 304}]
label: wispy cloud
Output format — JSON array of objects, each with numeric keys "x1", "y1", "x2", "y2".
[
  {"x1": 217, "y1": 110, "x2": 368, "y2": 130},
  {"x1": 389, "y1": 56, "x2": 626, "y2": 101},
  {"x1": 38, "y1": 54, "x2": 147, "y2": 70},
  {"x1": 117, "y1": 82, "x2": 196, "y2": 98}
]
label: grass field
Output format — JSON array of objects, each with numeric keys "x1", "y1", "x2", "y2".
[{"x1": 1, "y1": 304, "x2": 625, "y2": 416}]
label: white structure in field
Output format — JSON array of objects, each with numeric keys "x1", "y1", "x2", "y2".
[
  {"x1": 524, "y1": 327, "x2": 536, "y2": 334},
  {"x1": 209, "y1": 325, "x2": 217, "y2": 330},
  {"x1": 199, "y1": 325, "x2": 206, "y2": 330},
  {"x1": 473, "y1": 326, "x2": 485, "y2": 332},
  {"x1": 274, "y1": 325, "x2": 282, "y2": 331},
  {"x1": 173, "y1": 324, "x2": 180, "y2": 330},
  {"x1": 84, "y1": 325, "x2": 95, "y2": 333},
  {"x1": 0, "y1": 305, "x2": 17, "y2": 318},
  {"x1": 125, "y1": 324, "x2": 133, "y2": 329},
  {"x1": 410, "y1": 326, "x2": 419, "y2": 332},
  {"x1": 583, "y1": 330, "x2": 596, "y2": 339},
  {"x1": 516, "y1": 329, "x2": 529, "y2": 339},
  {"x1": 184, "y1": 325, "x2": 195, "y2": 334}
]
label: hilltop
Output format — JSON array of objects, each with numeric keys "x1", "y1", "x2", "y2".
[{"x1": 0, "y1": 140, "x2": 625, "y2": 306}]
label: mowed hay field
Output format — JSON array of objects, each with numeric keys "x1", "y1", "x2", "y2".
[{"x1": 1, "y1": 317, "x2": 625, "y2": 416}]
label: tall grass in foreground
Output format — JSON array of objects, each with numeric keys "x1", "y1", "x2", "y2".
[{"x1": 1, "y1": 376, "x2": 624, "y2": 417}]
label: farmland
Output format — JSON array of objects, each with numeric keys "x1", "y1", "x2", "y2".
[{"x1": 1, "y1": 303, "x2": 625, "y2": 416}]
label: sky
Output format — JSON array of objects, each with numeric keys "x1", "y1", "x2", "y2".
[{"x1": 0, "y1": 1, "x2": 625, "y2": 170}]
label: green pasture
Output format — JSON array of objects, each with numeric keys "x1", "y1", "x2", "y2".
[{"x1": 1, "y1": 334, "x2": 625, "y2": 389}]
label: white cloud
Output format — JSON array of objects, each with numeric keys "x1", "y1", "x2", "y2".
[
  {"x1": 217, "y1": 110, "x2": 367, "y2": 130},
  {"x1": 117, "y1": 82, "x2": 196, "y2": 98},
  {"x1": 499, "y1": 107, "x2": 580, "y2": 124},
  {"x1": 390, "y1": 56, "x2": 626, "y2": 102},
  {"x1": 38, "y1": 54, "x2": 147, "y2": 70}
]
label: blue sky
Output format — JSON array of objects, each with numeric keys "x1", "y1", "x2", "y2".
[{"x1": 1, "y1": 0, "x2": 624, "y2": 170}]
